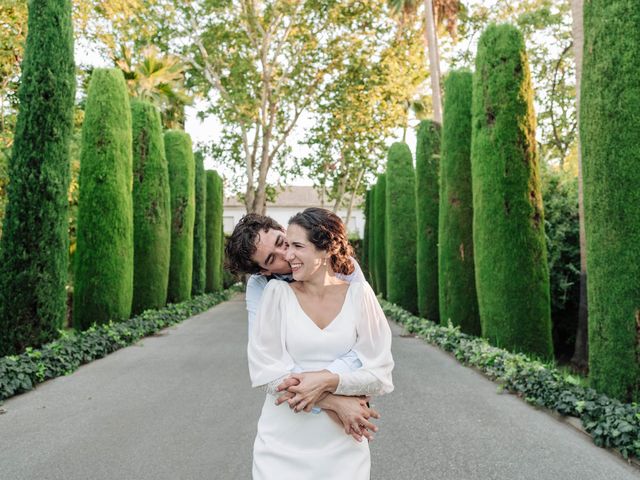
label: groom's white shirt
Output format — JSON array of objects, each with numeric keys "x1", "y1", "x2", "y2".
[{"x1": 246, "y1": 257, "x2": 365, "y2": 373}]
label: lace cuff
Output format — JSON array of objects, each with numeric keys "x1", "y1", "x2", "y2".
[
  {"x1": 257, "y1": 374, "x2": 289, "y2": 396},
  {"x1": 334, "y1": 370, "x2": 385, "y2": 396}
]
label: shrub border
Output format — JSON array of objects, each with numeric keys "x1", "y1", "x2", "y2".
[
  {"x1": 0, "y1": 284, "x2": 243, "y2": 404},
  {"x1": 380, "y1": 298, "x2": 640, "y2": 461}
]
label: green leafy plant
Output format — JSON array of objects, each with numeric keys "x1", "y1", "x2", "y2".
[
  {"x1": 382, "y1": 297, "x2": 640, "y2": 459},
  {"x1": 0, "y1": 285, "x2": 242, "y2": 403}
]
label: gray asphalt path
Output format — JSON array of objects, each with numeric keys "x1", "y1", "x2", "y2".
[{"x1": 0, "y1": 293, "x2": 638, "y2": 480}]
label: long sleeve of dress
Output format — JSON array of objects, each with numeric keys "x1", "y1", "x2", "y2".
[
  {"x1": 334, "y1": 281, "x2": 394, "y2": 396},
  {"x1": 247, "y1": 280, "x2": 295, "y2": 394}
]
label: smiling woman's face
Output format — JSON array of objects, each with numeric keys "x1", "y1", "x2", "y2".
[{"x1": 285, "y1": 223, "x2": 327, "y2": 281}]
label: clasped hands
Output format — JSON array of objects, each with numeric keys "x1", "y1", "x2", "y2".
[{"x1": 274, "y1": 370, "x2": 380, "y2": 442}]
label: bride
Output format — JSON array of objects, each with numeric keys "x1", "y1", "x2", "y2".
[{"x1": 247, "y1": 207, "x2": 394, "y2": 479}]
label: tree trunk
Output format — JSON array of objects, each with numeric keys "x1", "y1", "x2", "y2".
[
  {"x1": 424, "y1": 0, "x2": 443, "y2": 124},
  {"x1": 344, "y1": 168, "x2": 364, "y2": 233},
  {"x1": 570, "y1": 0, "x2": 588, "y2": 372}
]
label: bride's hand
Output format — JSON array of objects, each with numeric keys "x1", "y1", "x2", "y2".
[
  {"x1": 320, "y1": 395, "x2": 379, "y2": 442},
  {"x1": 285, "y1": 370, "x2": 339, "y2": 412}
]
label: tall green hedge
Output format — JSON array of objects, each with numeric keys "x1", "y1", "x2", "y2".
[
  {"x1": 165, "y1": 131, "x2": 195, "y2": 303},
  {"x1": 131, "y1": 100, "x2": 171, "y2": 315},
  {"x1": 205, "y1": 170, "x2": 224, "y2": 293},
  {"x1": 373, "y1": 175, "x2": 387, "y2": 297},
  {"x1": 439, "y1": 70, "x2": 481, "y2": 335},
  {"x1": 74, "y1": 69, "x2": 133, "y2": 330},
  {"x1": 192, "y1": 151, "x2": 207, "y2": 296},
  {"x1": 582, "y1": 1, "x2": 640, "y2": 401},
  {"x1": 471, "y1": 24, "x2": 552, "y2": 359},
  {"x1": 367, "y1": 186, "x2": 377, "y2": 290},
  {"x1": 0, "y1": 0, "x2": 75, "y2": 355},
  {"x1": 415, "y1": 120, "x2": 441, "y2": 321},
  {"x1": 386, "y1": 142, "x2": 418, "y2": 314},
  {"x1": 362, "y1": 189, "x2": 371, "y2": 282}
]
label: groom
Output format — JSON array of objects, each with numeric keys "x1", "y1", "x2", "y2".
[{"x1": 225, "y1": 213, "x2": 379, "y2": 440}]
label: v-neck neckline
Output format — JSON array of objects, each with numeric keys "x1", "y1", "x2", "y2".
[{"x1": 286, "y1": 282, "x2": 352, "y2": 332}]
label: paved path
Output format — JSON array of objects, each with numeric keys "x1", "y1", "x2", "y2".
[{"x1": 0, "y1": 293, "x2": 638, "y2": 480}]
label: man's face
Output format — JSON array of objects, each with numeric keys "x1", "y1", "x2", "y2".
[{"x1": 251, "y1": 228, "x2": 291, "y2": 275}]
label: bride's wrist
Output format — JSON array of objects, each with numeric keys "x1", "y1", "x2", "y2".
[{"x1": 323, "y1": 371, "x2": 339, "y2": 393}]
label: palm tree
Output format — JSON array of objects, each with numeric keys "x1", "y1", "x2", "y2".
[
  {"x1": 116, "y1": 45, "x2": 192, "y2": 129},
  {"x1": 388, "y1": 0, "x2": 460, "y2": 125}
]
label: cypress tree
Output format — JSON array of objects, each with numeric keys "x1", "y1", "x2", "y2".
[
  {"x1": 165, "y1": 131, "x2": 195, "y2": 303},
  {"x1": 471, "y1": 24, "x2": 552, "y2": 359},
  {"x1": 361, "y1": 189, "x2": 371, "y2": 282},
  {"x1": 367, "y1": 186, "x2": 378, "y2": 291},
  {"x1": 205, "y1": 170, "x2": 224, "y2": 293},
  {"x1": 373, "y1": 175, "x2": 387, "y2": 298},
  {"x1": 130, "y1": 100, "x2": 171, "y2": 314},
  {"x1": 386, "y1": 142, "x2": 418, "y2": 313},
  {"x1": 192, "y1": 151, "x2": 207, "y2": 296},
  {"x1": 74, "y1": 69, "x2": 133, "y2": 330},
  {"x1": 439, "y1": 70, "x2": 481, "y2": 335},
  {"x1": 415, "y1": 120, "x2": 441, "y2": 321},
  {"x1": 582, "y1": 1, "x2": 640, "y2": 400},
  {"x1": 0, "y1": 0, "x2": 75, "y2": 355}
]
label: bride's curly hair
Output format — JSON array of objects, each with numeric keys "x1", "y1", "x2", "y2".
[{"x1": 288, "y1": 208, "x2": 355, "y2": 276}]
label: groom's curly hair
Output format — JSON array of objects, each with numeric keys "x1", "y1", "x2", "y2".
[
  {"x1": 288, "y1": 208, "x2": 355, "y2": 276},
  {"x1": 225, "y1": 214, "x2": 284, "y2": 275}
]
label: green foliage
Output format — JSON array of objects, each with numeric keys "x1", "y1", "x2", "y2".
[
  {"x1": 541, "y1": 166, "x2": 580, "y2": 359},
  {"x1": 205, "y1": 170, "x2": 224, "y2": 293},
  {"x1": 192, "y1": 151, "x2": 207, "y2": 296},
  {"x1": 74, "y1": 69, "x2": 133, "y2": 331},
  {"x1": 385, "y1": 142, "x2": 417, "y2": 314},
  {"x1": 373, "y1": 175, "x2": 387, "y2": 297},
  {"x1": 131, "y1": 100, "x2": 171, "y2": 314},
  {"x1": 0, "y1": 285, "x2": 242, "y2": 403},
  {"x1": 300, "y1": 8, "x2": 427, "y2": 210},
  {"x1": 581, "y1": 0, "x2": 640, "y2": 402},
  {"x1": 116, "y1": 45, "x2": 192, "y2": 129},
  {"x1": 471, "y1": 24, "x2": 553, "y2": 360},
  {"x1": 165, "y1": 130, "x2": 196, "y2": 303},
  {"x1": 0, "y1": 0, "x2": 27, "y2": 175},
  {"x1": 0, "y1": 0, "x2": 75, "y2": 356},
  {"x1": 383, "y1": 297, "x2": 640, "y2": 461},
  {"x1": 361, "y1": 190, "x2": 371, "y2": 282},
  {"x1": 415, "y1": 120, "x2": 440, "y2": 321},
  {"x1": 367, "y1": 186, "x2": 377, "y2": 290},
  {"x1": 452, "y1": 0, "x2": 576, "y2": 167},
  {"x1": 439, "y1": 70, "x2": 480, "y2": 335}
]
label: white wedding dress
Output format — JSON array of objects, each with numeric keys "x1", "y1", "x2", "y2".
[{"x1": 247, "y1": 280, "x2": 394, "y2": 480}]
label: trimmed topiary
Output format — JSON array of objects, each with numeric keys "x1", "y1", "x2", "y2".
[
  {"x1": 386, "y1": 142, "x2": 418, "y2": 314},
  {"x1": 367, "y1": 186, "x2": 377, "y2": 290},
  {"x1": 373, "y1": 175, "x2": 387, "y2": 297},
  {"x1": 192, "y1": 151, "x2": 207, "y2": 296},
  {"x1": 74, "y1": 69, "x2": 133, "y2": 330},
  {"x1": 581, "y1": 0, "x2": 640, "y2": 401},
  {"x1": 165, "y1": 131, "x2": 196, "y2": 303},
  {"x1": 131, "y1": 100, "x2": 171, "y2": 315},
  {"x1": 471, "y1": 24, "x2": 552, "y2": 359},
  {"x1": 415, "y1": 120, "x2": 441, "y2": 322},
  {"x1": 205, "y1": 170, "x2": 224, "y2": 293},
  {"x1": 439, "y1": 70, "x2": 481, "y2": 336},
  {"x1": 0, "y1": 0, "x2": 76, "y2": 355},
  {"x1": 361, "y1": 189, "x2": 371, "y2": 282}
]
